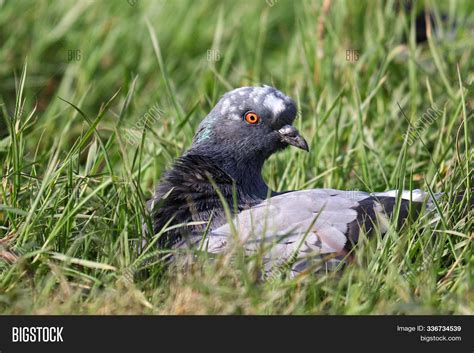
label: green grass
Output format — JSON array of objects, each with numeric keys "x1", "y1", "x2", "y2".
[{"x1": 0, "y1": 0, "x2": 473, "y2": 314}]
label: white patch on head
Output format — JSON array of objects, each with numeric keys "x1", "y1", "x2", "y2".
[
  {"x1": 238, "y1": 90, "x2": 246, "y2": 96},
  {"x1": 263, "y1": 94, "x2": 286, "y2": 116},
  {"x1": 248, "y1": 88, "x2": 269, "y2": 107},
  {"x1": 220, "y1": 98, "x2": 231, "y2": 114}
]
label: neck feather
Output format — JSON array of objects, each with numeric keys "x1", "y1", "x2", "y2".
[{"x1": 185, "y1": 147, "x2": 270, "y2": 198}]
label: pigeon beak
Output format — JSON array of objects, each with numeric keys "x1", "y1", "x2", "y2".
[{"x1": 278, "y1": 125, "x2": 309, "y2": 152}]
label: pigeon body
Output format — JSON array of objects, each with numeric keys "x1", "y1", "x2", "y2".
[{"x1": 147, "y1": 86, "x2": 436, "y2": 273}]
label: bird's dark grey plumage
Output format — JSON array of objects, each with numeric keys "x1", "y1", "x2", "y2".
[{"x1": 146, "y1": 86, "x2": 440, "y2": 274}]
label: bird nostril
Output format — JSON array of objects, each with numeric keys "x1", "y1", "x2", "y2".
[
  {"x1": 277, "y1": 125, "x2": 309, "y2": 152},
  {"x1": 277, "y1": 125, "x2": 297, "y2": 137}
]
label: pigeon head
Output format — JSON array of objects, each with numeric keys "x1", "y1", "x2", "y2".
[
  {"x1": 189, "y1": 86, "x2": 308, "y2": 175},
  {"x1": 150, "y1": 86, "x2": 308, "y2": 240}
]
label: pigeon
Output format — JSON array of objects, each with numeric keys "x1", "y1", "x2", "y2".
[{"x1": 145, "y1": 86, "x2": 453, "y2": 275}]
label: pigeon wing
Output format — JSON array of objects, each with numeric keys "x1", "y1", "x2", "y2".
[{"x1": 199, "y1": 188, "x2": 429, "y2": 275}]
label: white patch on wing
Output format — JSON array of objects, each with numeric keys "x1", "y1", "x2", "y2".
[
  {"x1": 373, "y1": 189, "x2": 427, "y2": 202},
  {"x1": 263, "y1": 94, "x2": 286, "y2": 116}
]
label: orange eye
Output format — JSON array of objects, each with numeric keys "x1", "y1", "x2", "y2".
[{"x1": 244, "y1": 111, "x2": 260, "y2": 124}]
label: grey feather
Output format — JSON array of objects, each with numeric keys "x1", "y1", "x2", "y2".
[{"x1": 188, "y1": 188, "x2": 432, "y2": 275}]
